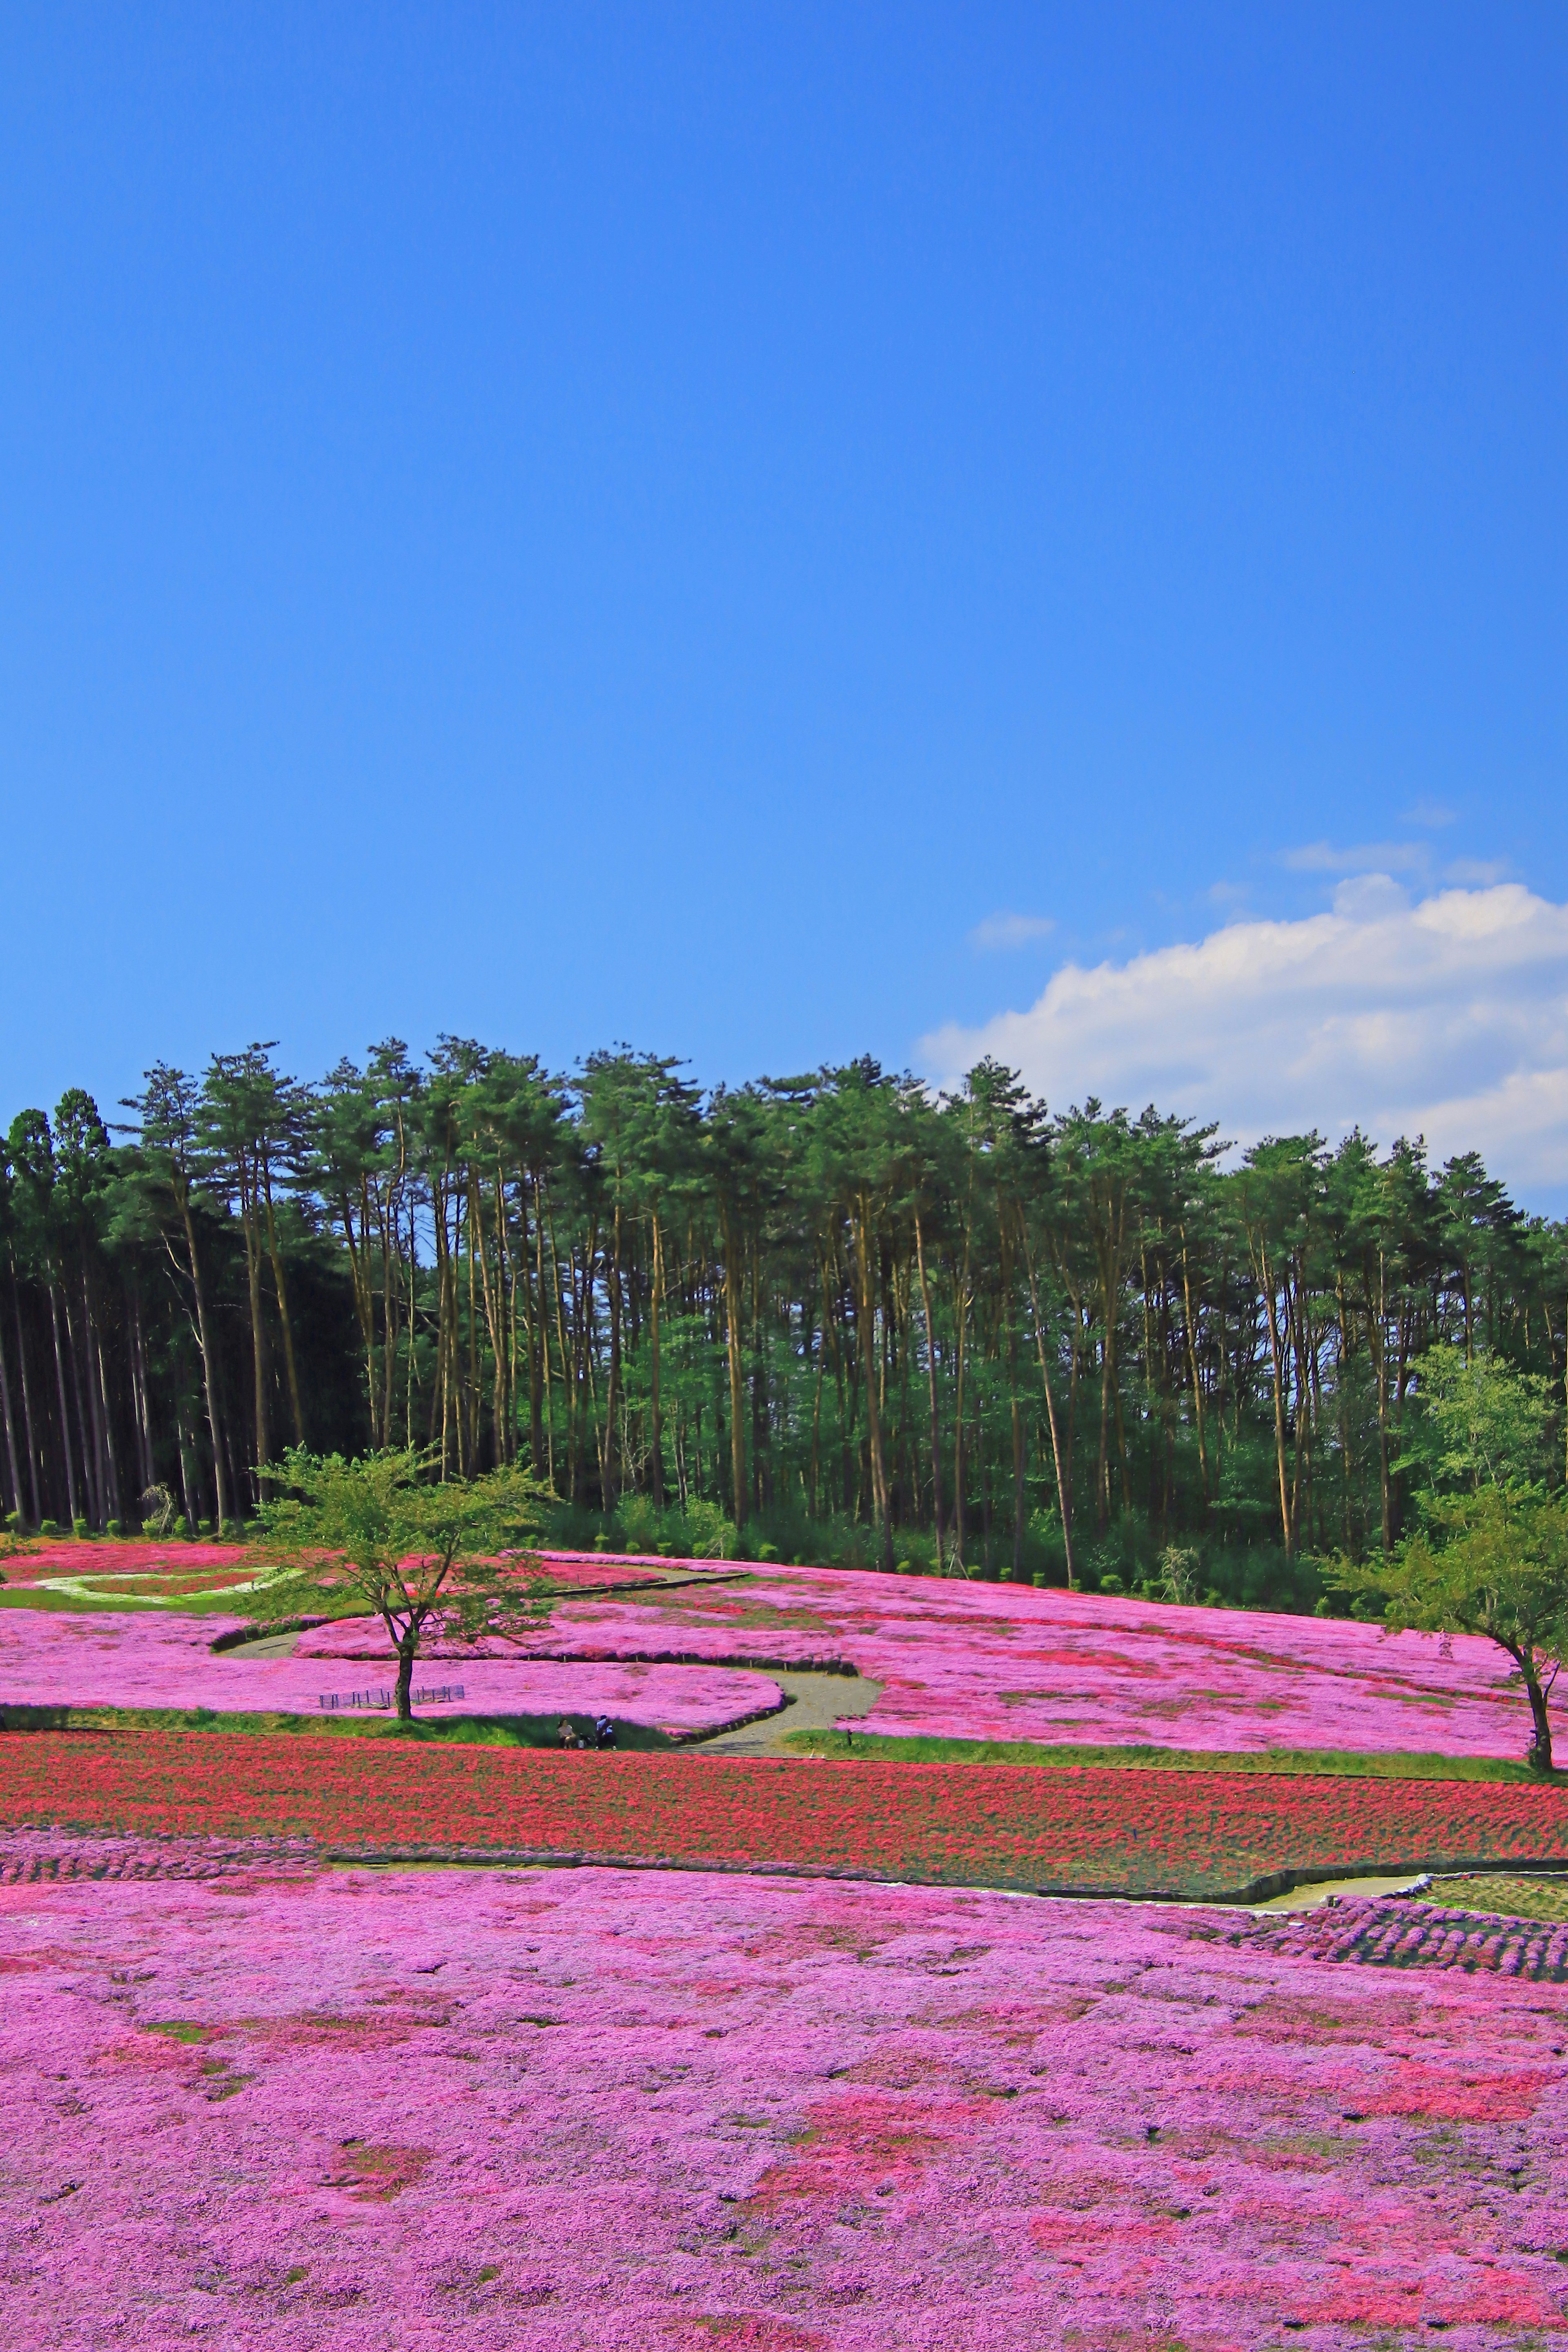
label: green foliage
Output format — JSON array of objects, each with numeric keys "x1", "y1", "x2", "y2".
[
  {"x1": 1399, "y1": 1345, "x2": 1556, "y2": 1496},
  {"x1": 1331, "y1": 1345, "x2": 1567, "y2": 1766},
  {"x1": 140, "y1": 1485, "x2": 179, "y2": 1539},
  {"x1": 1159, "y1": 1545, "x2": 1202, "y2": 1606},
  {"x1": 785, "y1": 1729, "x2": 1550, "y2": 1782},
  {"x1": 254, "y1": 1448, "x2": 551, "y2": 1718},
  {"x1": 1331, "y1": 1484, "x2": 1568, "y2": 1769},
  {"x1": 4, "y1": 1035, "x2": 1566, "y2": 1609}
]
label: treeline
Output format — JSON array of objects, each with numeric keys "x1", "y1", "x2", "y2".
[{"x1": 1, "y1": 1041, "x2": 1564, "y2": 1606}]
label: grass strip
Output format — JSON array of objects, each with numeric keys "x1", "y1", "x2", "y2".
[
  {"x1": 1417, "y1": 1873, "x2": 1568, "y2": 1924},
  {"x1": 0, "y1": 1704, "x2": 676, "y2": 1751},
  {"x1": 785, "y1": 1728, "x2": 1559, "y2": 1786}
]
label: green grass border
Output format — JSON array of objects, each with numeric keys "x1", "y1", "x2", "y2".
[
  {"x1": 784, "y1": 1728, "x2": 1565, "y2": 1786},
  {"x1": 0, "y1": 1584, "x2": 289, "y2": 1619},
  {"x1": 0, "y1": 1703, "x2": 677, "y2": 1751},
  {"x1": 4, "y1": 1707, "x2": 1555, "y2": 1786}
]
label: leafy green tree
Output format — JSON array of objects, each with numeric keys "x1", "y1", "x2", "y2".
[
  {"x1": 1331, "y1": 1484, "x2": 1567, "y2": 1769},
  {"x1": 2, "y1": 1024, "x2": 1563, "y2": 1592},
  {"x1": 256, "y1": 1447, "x2": 550, "y2": 1720},
  {"x1": 1333, "y1": 1352, "x2": 1566, "y2": 1768},
  {"x1": 1397, "y1": 1345, "x2": 1555, "y2": 1494}
]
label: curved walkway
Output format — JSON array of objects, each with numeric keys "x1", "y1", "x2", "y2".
[
  {"x1": 220, "y1": 1622, "x2": 878, "y2": 1751},
  {"x1": 694, "y1": 1668, "x2": 883, "y2": 1755}
]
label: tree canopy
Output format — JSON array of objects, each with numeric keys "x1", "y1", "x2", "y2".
[
  {"x1": 1330, "y1": 1352, "x2": 1568, "y2": 1769},
  {"x1": 0, "y1": 1038, "x2": 1561, "y2": 1621},
  {"x1": 256, "y1": 1447, "x2": 549, "y2": 1719}
]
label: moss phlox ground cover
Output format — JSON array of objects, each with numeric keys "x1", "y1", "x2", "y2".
[
  {"x1": 1, "y1": 1839, "x2": 1564, "y2": 2350},
  {"x1": 0, "y1": 1610, "x2": 782, "y2": 1737},
  {"x1": 0, "y1": 1540, "x2": 722, "y2": 1608},
  {"x1": 12, "y1": 1542, "x2": 1559, "y2": 1760},
  {"x1": 298, "y1": 1559, "x2": 1564, "y2": 1760}
]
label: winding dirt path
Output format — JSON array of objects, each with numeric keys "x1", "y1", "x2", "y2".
[
  {"x1": 693, "y1": 1668, "x2": 883, "y2": 1755},
  {"x1": 219, "y1": 1625, "x2": 879, "y2": 1751}
]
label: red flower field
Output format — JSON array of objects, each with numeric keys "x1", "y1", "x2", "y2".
[{"x1": 4, "y1": 1730, "x2": 1566, "y2": 1897}]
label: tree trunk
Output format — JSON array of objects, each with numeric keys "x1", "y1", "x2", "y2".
[
  {"x1": 1367, "y1": 1252, "x2": 1393, "y2": 1557},
  {"x1": 92, "y1": 1316, "x2": 123, "y2": 1526},
  {"x1": 130, "y1": 1284, "x2": 156, "y2": 1493},
  {"x1": 913, "y1": 1212, "x2": 944, "y2": 1573},
  {"x1": 12, "y1": 1276, "x2": 42, "y2": 1526},
  {"x1": 1248, "y1": 1235, "x2": 1294, "y2": 1561},
  {"x1": 468, "y1": 1165, "x2": 507, "y2": 1469},
  {"x1": 750, "y1": 1245, "x2": 769, "y2": 1516},
  {"x1": 338, "y1": 1185, "x2": 379, "y2": 1445},
  {"x1": 1522, "y1": 1666, "x2": 1553, "y2": 1772},
  {"x1": 649, "y1": 1212, "x2": 665, "y2": 1508},
  {"x1": 238, "y1": 1163, "x2": 270, "y2": 1500},
  {"x1": 178, "y1": 1196, "x2": 230, "y2": 1530},
  {"x1": 61, "y1": 1283, "x2": 100, "y2": 1526},
  {"x1": 260, "y1": 1162, "x2": 305, "y2": 1446},
  {"x1": 603, "y1": 1201, "x2": 623, "y2": 1509},
  {"x1": 1178, "y1": 1225, "x2": 1209, "y2": 1507},
  {"x1": 176, "y1": 1402, "x2": 200, "y2": 1532},
  {"x1": 48, "y1": 1285, "x2": 80, "y2": 1526},
  {"x1": 1023, "y1": 1243, "x2": 1076, "y2": 1589},
  {"x1": 77, "y1": 1268, "x2": 110, "y2": 1527},
  {"x1": 951, "y1": 1234, "x2": 971, "y2": 1570},
  {"x1": 721, "y1": 1207, "x2": 747, "y2": 1530},
  {"x1": 0, "y1": 1312, "x2": 20, "y2": 1521},
  {"x1": 395, "y1": 1631, "x2": 416, "y2": 1723},
  {"x1": 853, "y1": 1198, "x2": 893, "y2": 1572},
  {"x1": 529, "y1": 1181, "x2": 550, "y2": 1486}
]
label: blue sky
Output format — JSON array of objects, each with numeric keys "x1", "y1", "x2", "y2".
[{"x1": 2, "y1": 6, "x2": 1564, "y2": 1192}]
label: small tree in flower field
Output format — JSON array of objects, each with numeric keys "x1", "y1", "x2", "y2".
[
  {"x1": 256, "y1": 1448, "x2": 550, "y2": 1722},
  {"x1": 1331, "y1": 1352, "x2": 1566, "y2": 1772}
]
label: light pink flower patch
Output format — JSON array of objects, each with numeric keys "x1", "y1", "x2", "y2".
[
  {"x1": 0, "y1": 1611, "x2": 781, "y2": 1737},
  {"x1": 0, "y1": 1838, "x2": 1563, "y2": 2348},
  {"x1": 300, "y1": 1561, "x2": 1559, "y2": 1759}
]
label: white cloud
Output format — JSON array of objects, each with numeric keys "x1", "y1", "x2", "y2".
[
  {"x1": 1403, "y1": 797, "x2": 1458, "y2": 829},
  {"x1": 1281, "y1": 839, "x2": 1430, "y2": 876},
  {"x1": 969, "y1": 911, "x2": 1056, "y2": 952},
  {"x1": 921, "y1": 878, "x2": 1568, "y2": 1200}
]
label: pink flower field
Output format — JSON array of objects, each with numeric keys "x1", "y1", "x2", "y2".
[
  {"x1": 298, "y1": 1561, "x2": 1561, "y2": 1760},
  {"x1": 3, "y1": 1541, "x2": 1559, "y2": 1758},
  {"x1": 0, "y1": 1541, "x2": 256, "y2": 1586},
  {"x1": 1, "y1": 1831, "x2": 1564, "y2": 2350},
  {"x1": 0, "y1": 1612, "x2": 782, "y2": 1740},
  {"x1": 0, "y1": 1541, "x2": 714, "y2": 1600}
]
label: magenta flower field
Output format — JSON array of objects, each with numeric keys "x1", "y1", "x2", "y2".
[
  {"x1": 2, "y1": 1548, "x2": 1567, "y2": 2345},
  {"x1": 9, "y1": 1539, "x2": 1554, "y2": 1758},
  {"x1": 297, "y1": 1558, "x2": 1559, "y2": 1759},
  {"x1": 2, "y1": 1832, "x2": 1564, "y2": 2350},
  {"x1": 0, "y1": 1611, "x2": 782, "y2": 1740}
]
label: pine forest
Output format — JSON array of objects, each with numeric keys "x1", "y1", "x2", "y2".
[{"x1": 2, "y1": 1040, "x2": 1564, "y2": 1612}]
